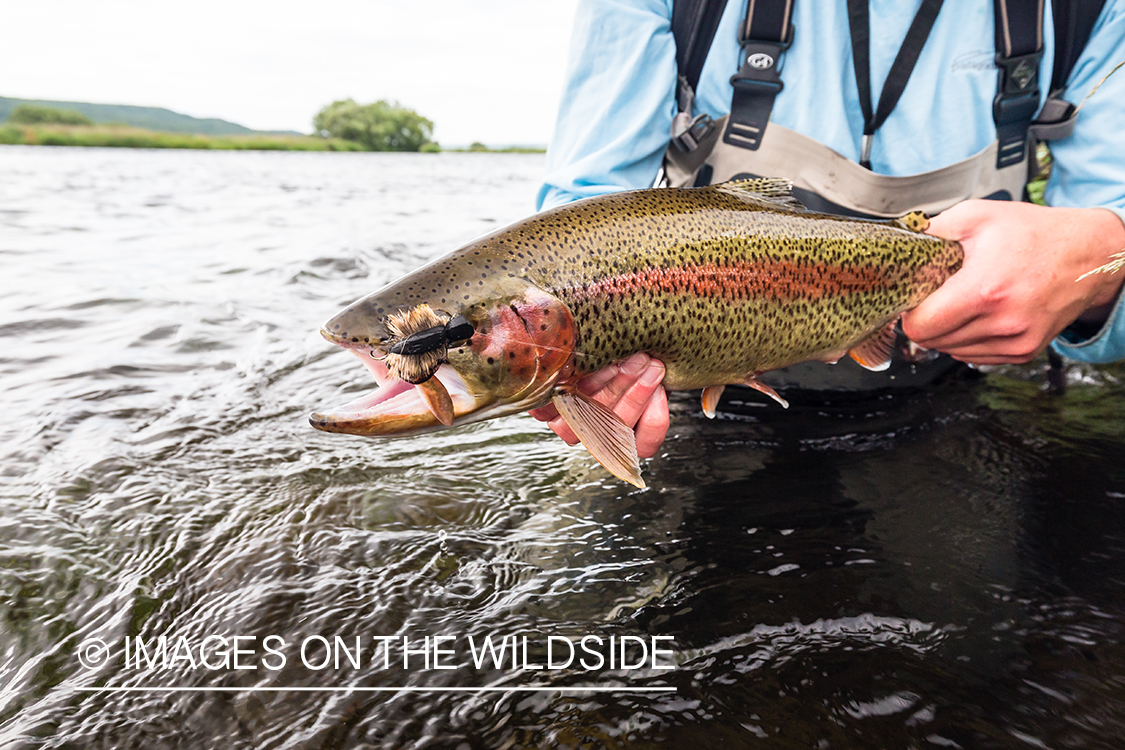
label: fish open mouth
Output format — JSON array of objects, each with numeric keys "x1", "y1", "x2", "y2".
[{"x1": 310, "y1": 348, "x2": 486, "y2": 436}]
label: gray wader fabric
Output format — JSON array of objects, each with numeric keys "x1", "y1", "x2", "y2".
[
  {"x1": 664, "y1": 116, "x2": 1033, "y2": 215},
  {"x1": 662, "y1": 117, "x2": 1035, "y2": 392}
]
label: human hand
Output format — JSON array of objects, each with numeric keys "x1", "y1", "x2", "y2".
[
  {"x1": 901, "y1": 200, "x2": 1125, "y2": 365},
  {"x1": 529, "y1": 352, "x2": 669, "y2": 458}
]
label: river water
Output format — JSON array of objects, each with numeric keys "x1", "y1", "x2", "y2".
[{"x1": 1, "y1": 145, "x2": 1124, "y2": 749}]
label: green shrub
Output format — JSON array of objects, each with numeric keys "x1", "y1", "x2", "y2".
[{"x1": 312, "y1": 99, "x2": 434, "y2": 151}]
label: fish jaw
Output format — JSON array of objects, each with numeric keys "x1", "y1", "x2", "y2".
[
  {"x1": 310, "y1": 283, "x2": 577, "y2": 437},
  {"x1": 310, "y1": 352, "x2": 501, "y2": 437}
]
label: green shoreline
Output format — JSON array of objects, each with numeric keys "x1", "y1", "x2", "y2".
[
  {"x1": 0, "y1": 123, "x2": 364, "y2": 151},
  {"x1": 0, "y1": 123, "x2": 546, "y2": 153}
]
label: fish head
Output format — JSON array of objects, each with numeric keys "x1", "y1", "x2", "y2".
[{"x1": 311, "y1": 276, "x2": 576, "y2": 437}]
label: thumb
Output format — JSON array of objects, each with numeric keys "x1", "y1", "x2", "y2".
[
  {"x1": 925, "y1": 199, "x2": 987, "y2": 242},
  {"x1": 903, "y1": 203, "x2": 987, "y2": 343}
]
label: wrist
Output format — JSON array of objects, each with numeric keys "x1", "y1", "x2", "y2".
[{"x1": 1075, "y1": 208, "x2": 1125, "y2": 324}]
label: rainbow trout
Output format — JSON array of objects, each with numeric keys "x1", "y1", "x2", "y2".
[{"x1": 311, "y1": 178, "x2": 961, "y2": 487}]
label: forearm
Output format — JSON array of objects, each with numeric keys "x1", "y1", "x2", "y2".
[
  {"x1": 1074, "y1": 207, "x2": 1125, "y2": 324},
  {"x1": 536, "y1": 0, "x2": 677, "y2": 210},
  {"x1": 1052, "y1": 207, "x2": 1125, "y2": 363}
]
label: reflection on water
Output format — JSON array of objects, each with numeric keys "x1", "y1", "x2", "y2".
[{"x1": 1, "y1": 145, "x2": 1124, "y2": 748}]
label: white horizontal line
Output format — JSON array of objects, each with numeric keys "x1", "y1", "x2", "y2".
[{"x1": 76, "y1": 686, "x2": 676, "y2": 693}]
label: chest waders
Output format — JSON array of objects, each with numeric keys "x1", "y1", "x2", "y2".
[{"x1": 663, "y1": 0, "x2": 1104, "y2": 393}]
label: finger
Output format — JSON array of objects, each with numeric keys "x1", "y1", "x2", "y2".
[
  {"x1": 531, "y1": 354, "x2": 647, "y2": 443},
  {"x1": 609, "y1": 360, "x2": 666, "y2": 429},
  {"x1": 581, "y1": 352, "x2": 650, "y2": 408},
  {"x1": 542, "y1": 362, "x2": 662, "y2": 448},
  {"x1": 531, "y1": 359, "x2": 627, "y2": 422},
  {"x1": 575, "y1": 360, "x2": 624, "y2": 396},
  {"x1": 546, "y1": 415, "x2": 579, "y2": 445},
  {"x1": 635, "y1": 386, "x2": 670, "y2": 459},
  {"x1": 528, "y1": 403, "x2": 559, "y2": 422},
  {"x1": 925, "y1": 199, "x2": 988, "y2": 240},
  {"x1": 901, "y1": 273, "x2": 986, "y2": 345},
  {"x1": 910, "y1": 317, "x2": 1022, "y2": 352},
  {"x1": 906, "y1": 201, "x2": 994, "y2": 344}
]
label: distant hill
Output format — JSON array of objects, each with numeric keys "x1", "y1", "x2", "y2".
[{"x1": 0, "y1": 96, "x2": 300, "y2": 136}]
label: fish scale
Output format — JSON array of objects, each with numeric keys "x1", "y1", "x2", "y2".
[{"x1": 312, "y1": 178, "x2": 962, "y2": 488}]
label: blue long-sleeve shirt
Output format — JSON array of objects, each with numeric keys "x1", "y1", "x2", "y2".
[{"x1": 538, "y1": 0, "x2": 1125, "y2": 363}]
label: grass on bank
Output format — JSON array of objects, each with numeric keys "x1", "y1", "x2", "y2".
[
  {"x1": 0, "y1": 123, "x2": 366, "y2": 151},
  {"x1": 0, "y1": 123, "x2": 547, "y2": 153}
]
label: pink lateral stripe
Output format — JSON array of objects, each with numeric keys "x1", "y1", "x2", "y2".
[{"x1": 573, "y1": 260, "x2": 895, "y2": 302}]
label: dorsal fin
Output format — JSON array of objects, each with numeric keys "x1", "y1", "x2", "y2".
[{"x1": 714, "y1": 178, "x2": 807, "y2": 209}]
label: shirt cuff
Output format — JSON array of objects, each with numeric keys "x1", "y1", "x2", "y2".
[{"x1": 1051, "y1": 206, "x2": 1125, "y2": 364}]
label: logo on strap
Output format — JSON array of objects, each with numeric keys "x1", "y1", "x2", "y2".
[
  {"x1": 1010, "y1": 58, "x2": 1035, "y2": 90},
  {"x1": 747, "y1": 53, "x2": 774, "y2": 70}
]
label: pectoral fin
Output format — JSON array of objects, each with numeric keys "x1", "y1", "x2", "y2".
[
  {"x1": 701, "y1": 385, "x2": 725, "y2": 419},
  {"x1": 417, "y1": 377, "x2": 455, "y2": 426},
  {"x1": 848, "y1": 320, "x2": 898, "y2": 372},
  {"x1": 551, "y1": 389, "x2": 645, "y2": 489}
]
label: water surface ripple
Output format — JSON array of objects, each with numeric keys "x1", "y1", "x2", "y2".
[{"x1": 1, "y1": 145, "x2": 1124, "y2": 748}]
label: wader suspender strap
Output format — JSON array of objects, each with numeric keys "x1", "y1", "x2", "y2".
[
  {"x1": 671, "y1": 0, "x2": 728, "y2": 151},
  {"x1": 668, "y1": 0, "x2": 1105, "y2": 165},
  {"x1": 847, "y1": 0, "x2": 945, "y2": 169},
  {"x1": 1051, "y1": 0, "x2": 1104, "y2": 93},
  {"x1": 1031, "y1": 0, "x2": 1107, "y2": 141},
  {"x1": 722, "y1": 0, "x2": 794, "y2": 150},
  {"x1": 993, "y1": 0, "x2": 1045, "y2": 168}
]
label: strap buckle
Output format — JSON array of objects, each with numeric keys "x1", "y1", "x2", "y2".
[
  {"x1": 1030, "y1": 95, "x2": 1078, "y2": 141},
  {"x1": 993, "y1": 50, "x2": 1042, "y2": 124},
  {"x1": 671, "y1": 112, "x2": 716, "y2": 152},
  {"x1": 730, "y1": 27, "x2": 793, "y2": 91},
  {"x1": 725, "y1": 27, "x2": 793, "y2": 150},
  {"x1": 992, "y1": 49, "x2": 1042, "y2": 168}
]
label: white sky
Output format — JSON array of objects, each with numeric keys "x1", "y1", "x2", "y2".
[{"x1": 0, "y1": 0, "x2": 580, "y2": 146}]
